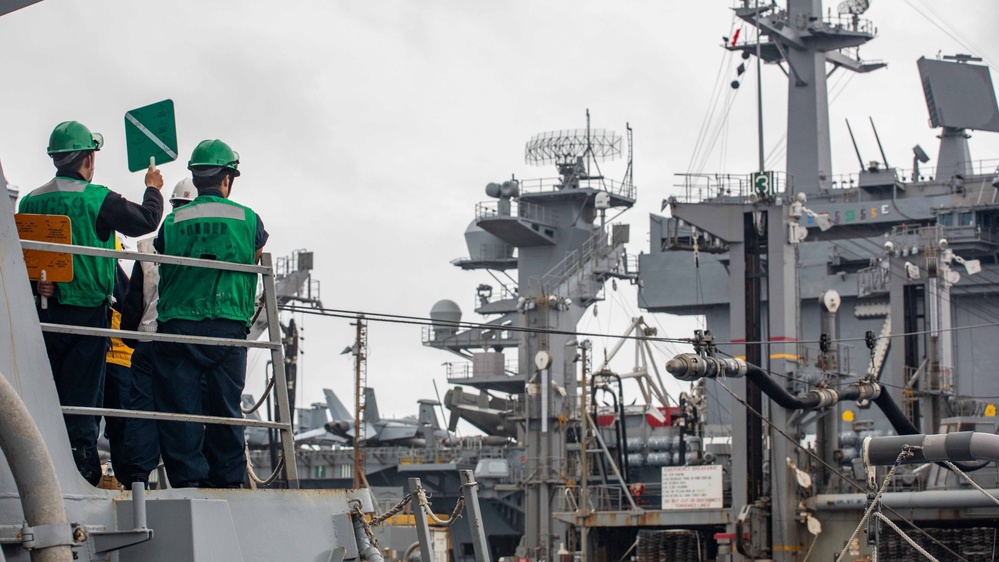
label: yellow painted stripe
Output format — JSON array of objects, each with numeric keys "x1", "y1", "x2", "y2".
[
  {"x1": 731, "y1": 354, "x2": 799, "y2": 362},
  {"x1": 773, "y1": 545, "x2": 803, "y2": 552}
]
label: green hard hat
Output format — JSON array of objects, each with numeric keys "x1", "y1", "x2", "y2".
[
  {"x1": 188, "y1": 139, "x2": 240, "y2": 176},
  {"x1": 47, "y1": 121, "x2": 103, "y2": 154}
]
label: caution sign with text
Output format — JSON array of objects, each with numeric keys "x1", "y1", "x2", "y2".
[
  {"x1": 661, "y1": 464, "x2": 724, "y2": 510},
  {"x1": 124, "y1": 99, "x2": 178, "y2": 172},
  {"x1": 15, "y1": 214, "x2": 73, "y2": 282}
]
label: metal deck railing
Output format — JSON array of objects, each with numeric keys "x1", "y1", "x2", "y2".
[
  {"x1": 20, "y1": 239, "x2": 301, "y2": 488},
  {"x1": 671, "y1": 172, "x2": 795, "y2": 204},
  {"x1": 475, "y1": 199, "x2": 554, "y2": 225},
  {"x1": 517, "y1": 177, "x2": 637, "y2": 201}
]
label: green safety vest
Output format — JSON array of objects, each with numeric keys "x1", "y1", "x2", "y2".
[
  {"x1": 157, "y1": 195, "x2": 257, "y2": 325},
  {"x1": 18, "y1": 177, "x2": 114, "y2": 307}
]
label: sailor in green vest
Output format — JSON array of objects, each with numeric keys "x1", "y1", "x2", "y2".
[
  {"x1": 149, "y1": 139, "x2": 268, "y2": 488},
  {"x1": 19, "y1": 120, "x2": 164, "y2": 485},
  {"x1": 116, "y1": 179, "x2": 196, "y2": 488}
]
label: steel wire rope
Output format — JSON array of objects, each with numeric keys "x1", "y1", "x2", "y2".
[
  {"x1": 844, "y1": 233, "x2": 999, "y2": 291},
  {"x1": 840, "y1": 236, "x2": 999, "y2": 327},
  {"x1": 608, "y1": 286, "x2": 687, "y2": 359},
  {"x1": 718, "y1": 224, "x2": 999, "y2": 342},
  {"x1": 840, "y1": 234, "x2": 999, "y2": 385},
  {"x1": 604, "y1": 276, "x2": 617, "y2": 367},
  {"x1": 687, "y1": 39, "x2": 734, "y2": 173},
  {"x1": 834, "y1": 238, "x2": 999, "y2": 330},
  {"x1": 277, "y1": 303, "x2": 693, "y2": 344},
  {"x1": 605, "y1": 289, "x2": 685, "y2": 408},
  {"x1": 695, "y1": 86, "x2": 741, "y2": 177},
  {"x1": 854, "y1": 234, "x2": 999, "y2": 293},
  {"x1": 723, "y1": 318, "x2": 999, "y2": 347},
  {"x1": 904, "y1": 0, "x2": 999, "y2": 73},
  {"x1": 872, "y1": 512, "x2": 941, "y2": 562},
  {"x1": 763, "y1": 70, "x2": 856, "y2": 171},
  {"x1": 718, "y1": 95, "x2": 730, "y2": 174},
  {"x1": 713, "y1": 378, "x2": 970, "y2": 562},
  {"x1": 687, "y1": 23, "x2": 739, "y2": 176},
  {"x1": 834, "y1": 449, "x2": 915, "y2": 562},
  {"x1": 297, "y1": 310, "x2": 306, "y2": 423},
  {"x1": 602, "y1": 284, "x2": 686, "y2": 356},
  {"x1": 277, "y1": 303, "x2": 999, "y2": 351},
  {"x1": 617, "y1": 309, "x2": 708, "y2": 414},
  {"x1": 942, "y1": 461, "x2": 999, "y2": 507}
]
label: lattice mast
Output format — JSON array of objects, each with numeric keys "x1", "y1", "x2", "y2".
[{"x1": 352, "y1": 315, "x2": 368, "y2": 489}]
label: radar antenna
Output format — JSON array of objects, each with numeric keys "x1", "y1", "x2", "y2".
[
  {"x1": 524, "y1": 111, "x2": 622, "y2": 170},
  {"x1": 524, "y1": 110, "x2": 626, "y2": 191}
]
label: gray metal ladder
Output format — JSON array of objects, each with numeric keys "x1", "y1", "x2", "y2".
[{"x1": 21, "y1": 239, "x2": 300, "y2": 488}]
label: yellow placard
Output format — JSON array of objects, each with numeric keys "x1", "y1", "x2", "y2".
[
  {"x1": 985, "y1": 404, "x2": 996, "y2": 417},
  {"x1": 15, "y1": 214, "x2": 74, "y2": 282},
  {"x1": 842, "y1": 409, "x2": 855, "y2": 422}
]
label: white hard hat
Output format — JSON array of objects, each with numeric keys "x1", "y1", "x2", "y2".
[{"x1": 170, "y1": 178, "x2": 196, "y2": 204}]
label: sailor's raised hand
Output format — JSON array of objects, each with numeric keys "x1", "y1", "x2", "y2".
[{"x1": 145, "y1": 159, "x2": 164, "y2": 191}]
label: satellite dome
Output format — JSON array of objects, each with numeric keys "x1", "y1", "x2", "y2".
[
  {"x1": 429, "y1": 300, "x2": 462, "y2": 340},
  {"x1": 430, "y1": 299, "x2": 462, "y2": 324},
  {"x1": 464, "y1": 220, "x2": 513, "y2": 261}
]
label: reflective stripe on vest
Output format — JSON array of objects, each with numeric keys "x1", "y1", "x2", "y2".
[
  {"x1": 31, "y1": 177, "x2": 87, "y2": 195},
  {"x1": 173, "y1": 202, "x2": 247, "y2": 222},
  {"x1": 18, "y1": 177, "x2": 114, "y2": 307},
  {"x1": 157, "y1": 196, "x2": 258, "y2": 325}
]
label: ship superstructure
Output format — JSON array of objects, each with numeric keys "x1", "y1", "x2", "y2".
[
  {"x1": 242, "y1": 117, "x2": 646, "y2": 562},
  {"x1": 425, "y1": 117, "x2": 638, "y2": 560},
  {"x1": 636, "y1": 0, "x2": 999, "y2": 560}
]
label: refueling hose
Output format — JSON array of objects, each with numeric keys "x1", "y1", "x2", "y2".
[
  {"x1": 0, "y1": 372, "x2": 73, "y2": 562},
  {"x1": 665, "y1": 354, "x2": 986, "y2": 472}
]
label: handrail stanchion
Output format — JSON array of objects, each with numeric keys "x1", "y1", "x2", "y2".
[{"x1": 260, "y1": 253, "x2": 300, "y2": 488}]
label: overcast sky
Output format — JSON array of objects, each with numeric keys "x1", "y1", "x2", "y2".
[{"x1": 2, "y1": 0, "x2": 998, "y2": 427}]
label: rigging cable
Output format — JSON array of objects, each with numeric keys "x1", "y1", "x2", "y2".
[
  {"x1": 279, "y1": 303, "x2": 687, "y2": 344},
  {"x1": 695, "y1": 86, "x2": 741, "y2": 177},
  {"x1": 763, "y1": 70, "x2": 857, "y2": 171},
  {"x1": 904, "y1": 0, "x2": 999, "y2": 73},
  {"x1": 687, "y1": 19, "x2": 740, "y2": 176},
  {"x1": 841, "y1": 236, "x2": 999, "y2": 327},
  {"x1": 274, "y1": 303, "x2": 999, "y2": 350}
]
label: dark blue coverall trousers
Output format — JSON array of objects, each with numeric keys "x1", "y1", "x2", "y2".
[
  {"x1": 102, "y1": 361, "x2": 130, "y2": 475},
  {"x1": 115, "y1": 343, "x2": 160, "y2": 487},
  {"x1": 39, "y1": 301, "x2": 109, "y2": 485},
  {"x1": 151, "y1": 318, "x2": 248, "y2": 488}
]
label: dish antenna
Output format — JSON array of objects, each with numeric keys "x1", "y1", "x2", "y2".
[{"x1": 837, "y1": 0, "x2": 871, "y2": 15}]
